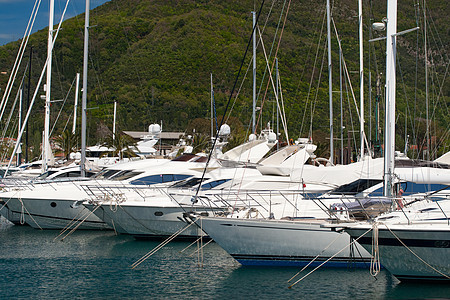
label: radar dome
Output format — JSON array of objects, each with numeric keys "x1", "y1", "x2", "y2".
[
  {"x1": 219, "y1": 124, "x2": 231, "y2": 136},
  {"x1": 372, "y1": 22, "x2": 385, "y2": 31},
  {"x1": 148, "y1": 123, "x2": 161, "y2": 135},
  {"x1": 268, "y1": 132, "x2": 277, "y2": 143}
]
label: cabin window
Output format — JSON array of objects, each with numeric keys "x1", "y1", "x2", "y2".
[
  {"x1": 330, "y1": 179, "x2": 383, "y2": 195},
  {"x1": 171, "y1": 177, "x2": 209, "y2": 188},
  {"x1": 201, "y1": 179, "x2": 231, "y2": 190},
  {"x1": 398, "y1": 182, "x2": 448, "y2": 196},
  {"x1": 110, "y1": 171, "x2": 144, "y2": 181},
  {"x1": 36, "y1": 170, "x2": 58, "y2": 180},
  {"x1": 92, "y1": 169, "x2": 120, "y2": 180},
  {"x1": 130, "y1": 174, "x2": 192, "y2": 185}
]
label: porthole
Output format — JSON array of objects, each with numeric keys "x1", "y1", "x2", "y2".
[
  {"x1": 154, "y1": 211, "x2": 164, "y2": 216},
  {"x1": 200, "y1": 212, "x2": 209, "y2": 217},
  {"x1": 50, "y1": 202, "x2": 57, "y2": 208}
]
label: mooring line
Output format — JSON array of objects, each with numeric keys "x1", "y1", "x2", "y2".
[
  {"x1": 54, "y1": 208, "x2": 86, "y2": 241},
  {"x1": 180, "y1": 237, "x2": 202, "y2": 253},
  {"x1": 370, "y1": 223, "x2": 381, "y2": 277},
  {"x1": 287, "y1": 232, "x2": 342, "y2": 283},
  {"x1": 111, "y1": 218, "x2": 118, "y2": 235},
  {"x1": 131, "y1": 222, "x2": 194, "y2": 269},
  {"x1": 0, "y1": 197, "x2": 12, "y2": 212},
  {"x1": 384, "y1": 224, "x2": 450, "y2": 279},
  {"x1": 288, "y1": 227, "x2": 372, "y2": 289},
  {"x1": 60, "y1": 205, "x2": 101, "y2": 241},
  {"x1": 190, "y1": 239, "x2": 213, "y2": 257},
  {"x1": 18, "y1": 197, "x2": 42, "y2": 230}
]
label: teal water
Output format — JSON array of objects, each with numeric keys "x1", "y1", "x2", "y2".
[{"x1": 1, "y1": 222, "x2": 449, "y2": 299}]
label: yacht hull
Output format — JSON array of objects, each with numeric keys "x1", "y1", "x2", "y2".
[
  {"x1": 5, "y1": 197, "x2": 110, "y2": 230},
  {"x1": 346, "y1": 225, "x2": 450, "y2": 281},
  {"x1": 0, "y1": 200, "x2": 23, "y2": 224},
  {"x1": 196, "y1": 217, "x2": 372, "y2": 267},
  {"x1": 84, "y1": 203, "x2": 220, "y2": 240}
]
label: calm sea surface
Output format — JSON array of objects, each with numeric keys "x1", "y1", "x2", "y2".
[{"x1": 1, "y1": 220, "x2": 449, "y2": 299}]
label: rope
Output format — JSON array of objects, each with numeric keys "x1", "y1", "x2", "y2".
[
  {"x1": 60, "y1": 205, "x2": 102, "y2": 241},
  {"x1": 131, "y1": 222, "x2": 194, "y2": 269},
  {"x1": 230, "y1": 0, "x2": 284, "y2": 128},
  {"x1": 370, "y1": 223, "x2": 381, "y2": 277},
  {"x1": 20, "y1": 198, "x2": 25, "y2": 225},
  {"x1": 111, "y1": 218, "x2": 118, "y2": 236},
  {"x1": 256, "y1": 26, "x2": 289, "y2": 142},
  {"x1": 299, "y1": 8, "x2": 326, "y2": 137},
  {"x1": 0, "y1": 0, "x2": 41, "y2": 122},
  {"x1": 54, "y1": 207, "x2": 87, "y2": 241},
  {"x1": 190, "y1": 0, "x2": 266, "y2": 205},
  {"x1": 384, "y1": 223, "x2": 450, "y2": 280},
  {"x1": 199, "y1": 217, "x2": 204, "y2": 267},
  {"x1": 18, "y1": 197, "x2": 42, "y2": 230},
  {"x1": 116, "y1": 203, "x2": 158, "y2": 233},
  {"x1": 49, "y1": 74, "x2": 77, "y2": 136},
  {"x1": 288, "y1": 227, "x2": 372, "y2": 289},
  {"x1": 3, "y1": 0, "x2": 70, "y2": 176},
  {"x1": 190, "y1": 239, "x2": 213, "y2": 257},
  {"x1": 287, "y1": 232, "x2": 342, "y2": 283},
  {"x1": 180, "y1": 236, "x2": 202, "y2": 253},
  {"x1": 254, "y1": 0, "x2": 291, "y2": 136},
  {"x1": 0, "y1": 198, "x2": 11, "y2": 212}
]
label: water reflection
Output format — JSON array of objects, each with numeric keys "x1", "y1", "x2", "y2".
[{"x1": 0, "y1": 225, "x2": 448, "y2": 299}]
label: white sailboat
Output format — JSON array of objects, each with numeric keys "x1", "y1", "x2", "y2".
[
  {"x1": 331, "y1": 0, "x2": 450, "y2": 281},
  {"x1": 186, "y1": 0, "x2": 450, "y2": 269},
  {"x1": 0, "y1": 130, "x2": 287, "y2": 229}
]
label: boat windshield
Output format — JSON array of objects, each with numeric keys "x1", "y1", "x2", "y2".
[
  {"x1": 35, "y1": 170, "x2": 59, "y2": 180},
  {"x1": 130, "y1": 174, "x2": 192, "y2": 185},
  {"x1": 399, "y1": 182, "x2": 448, "y2": 196},
  {"x1": 201, "y1": 179, "x2": 231, "y2": 190},
  {"x1": 330, "y1": 179, "x2": 383, "y2": 195},
  {"x1": 109, "y1": 170, "x2": 144, "y2": 181},
  {"x1": 92, "y1": 169, "x2": 121, "y2": 180},
  {"x1": 171, "y1": 177, "x2": 209, "y2": 188}
]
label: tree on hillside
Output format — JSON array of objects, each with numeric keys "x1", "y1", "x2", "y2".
[
  {"x1": 102, "y1": 131, "x2": 138, "y2": 159},
  {"x1": 56, "y1": 130, "x2": 79, "y2": 160}
]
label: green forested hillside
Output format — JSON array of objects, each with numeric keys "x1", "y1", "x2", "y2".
[{"x1": 0, "y1": 0, "x2": 448, "y2": 160}]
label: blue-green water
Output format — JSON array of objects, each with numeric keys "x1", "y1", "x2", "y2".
[{"x1": 1, "y1": 222, "x2": 449, "y2": 299}]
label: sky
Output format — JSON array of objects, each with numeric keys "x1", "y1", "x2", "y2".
[{"x1": 0, "y1": 0, "x2": 110, "y2": 46}]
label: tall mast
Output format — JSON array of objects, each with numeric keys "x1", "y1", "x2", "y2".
[
  {"x1": 339, "y1": 42, "x2": 344, "y2": 164},
  {"x1": 26, "y1": 47, "x2": 32, "y2": 163},
  {"x1": 383, "y1": 0, "x2": 397, "y2": 197},
  {"x1": 327, "y1": 0, "x2": 333, "y2": 163},
  {"x1": 17, "y1": 88, "x2": 23, "y2": 166},
  {"x1": 72, "y1": 73, "x2": 80, "y2": 134},
  {"x1": 423, "y1": 0, "x2": 429, "y2": 161},
  {"x1": 113, "y1": 101, "x2": 117, "y2": 140},
  {"x1": 211, "y1": 73, "x2": 213, "y2": 138},
  {"x1": 252, "y1": 11, "x2": 256, "y2": 134},
  {"x1": 276, "y1": 57, "x2": 279, "y2": 149},
  {"x1": 81, "y1": 0, "x2": 90, "y2": 177},
  {"x1": 358, "y1": 0, "x2": 365, "y2": 159},
  {"x1": 43, "y1": 0, "x2": 54, "y2": 172}
]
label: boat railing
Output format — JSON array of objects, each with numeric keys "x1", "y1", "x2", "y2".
[
  {"x1": 0, "y1": 177, "x2": 35, "y2": 190},
  {"x1": 79, "y1": 183, "x2": 169, "y2": 203},
  {"x1": 176, "y1": 190, "x2": 397, "y2": 221},
  {"x1": 167, "y1": 189, "x2": 327, "y2": 218}
]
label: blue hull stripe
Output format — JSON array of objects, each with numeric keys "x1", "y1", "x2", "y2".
[
  {"x1": 232, "y1": 254, "x2": 371, "y2": 268},
  {"x1": 357, "y1": 237, "x2": 450, "y2": 248}
]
